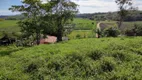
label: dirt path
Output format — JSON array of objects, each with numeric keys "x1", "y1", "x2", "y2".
[
  {"x1": 96, "y1": 22, "x2": 101, "y2": 38},
  {"x1": 97, "y1": 22, "x2": 101, "y2": 30}
]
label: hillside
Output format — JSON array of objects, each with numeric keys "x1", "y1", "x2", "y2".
[
  {"x1": 76, "y1": 10, "x2": 142, "y2": 21},
  {"x1": 0, "y1": 37, "x2": 142, "y2": 80}
]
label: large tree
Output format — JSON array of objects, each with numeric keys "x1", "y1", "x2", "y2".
[
  {"x1": 50, "y1": 0, "x2": 78, "y2": 42},
  {"x1": 10, "y1": 0, "x2": 78, "y2": 44},
  {"x1": 9, "y1": 0, "x2": 49, "y2": 45}
]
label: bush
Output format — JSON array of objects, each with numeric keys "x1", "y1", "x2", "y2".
[
  {"x1": 88, "y1": 50, "x2": 103, "y2": 60},
  {"x1": 125, "y1": 24, "x2": 142, "y2": 36},
  {"x1": 76, "y1": 34, "x2": 81, "y2": 39},
  {"x1": 103, "y1": 26, "x2": 120, "y2": 37}
]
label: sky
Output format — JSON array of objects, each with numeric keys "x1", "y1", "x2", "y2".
[{"x1": 0, "y1": 0, "x2": 142, "y2": 15}]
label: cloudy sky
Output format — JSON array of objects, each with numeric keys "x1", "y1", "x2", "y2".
[{"x1": 0, "y1": 0, "x2": 142, "y2": 15}]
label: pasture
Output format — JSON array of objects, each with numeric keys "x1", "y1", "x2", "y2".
[
  {"x1": 72, "y1": 18, "x2": 96, "y2": 30},
  {"x1": 0, "y1": 37, "x2": 142, "y2": 79},
  {"x1": 68, "y1": 30, "x2": 95, "y2": 39},
  {"x1": 0, "y1": 20, "x2": 20, "y2": 38}
]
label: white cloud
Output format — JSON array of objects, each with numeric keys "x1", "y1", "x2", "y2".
[
  {"x1": 19, "y1": 0, "x2": 142, "y2": 13},
  {"x1": 72, "y1": 0, "x2": 142, "y2": 13},
  {"x1": 1, "y1": 0, "x2": 142, "y2": 15}
]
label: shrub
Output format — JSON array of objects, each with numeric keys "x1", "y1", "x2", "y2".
[
  {"x1": 103, "y1": 26, "x2": 120, "y2": 37},
  {"x1": 134, "y1": 24, "x2": 142, "y2": 36},
  {"x1": 88, "y1": 50, "x2": 103, "y2": 60},
  {"x1": 99, "y1": 57, "x2": 116, "y2": 72},
  {"x1": 125, "y1": 24, "x2": 142, "y2": 36},
  {"x1": 76, "y1": 34, "x2": 81, "y2": 39},
  {"x1": 96, "y1": 28, "x2": 101, "y2": 38}
]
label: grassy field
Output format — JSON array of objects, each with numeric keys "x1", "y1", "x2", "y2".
[
  {"x1": 72, "y1": 18, "x2": 96, "y2": 30},
  {"x1": 0, "y1": 19, "x2": 96, "y2": 38},
  {"x1": 68, "y1": 30, "x2": 95, "y2": 39},
  {"x1": 0, "y1": 20, "x2": 19, "y2": 31},
  {"x1": 0, "y1": 20, "x2": 20, "y2": 38},
  {"x1": 0, "y1": 37, "x2": 142, "y2": 79},
  {"x1": 73, "y1": 18, "x2": 95, "y2": 24}
]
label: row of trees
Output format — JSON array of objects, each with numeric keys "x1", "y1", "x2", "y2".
[
  {"x1": 9, "y1": 0, "x2": 78, "y2": 45},
  {"x1": 77, "y1": 10, "x2": 142, "y2": 21},
  {"x1": 77, "y1": 0, "x2": 139, "y2": 22},
  {"x1": 9, "y1": 0, "x2": 134, "y2": 45}
]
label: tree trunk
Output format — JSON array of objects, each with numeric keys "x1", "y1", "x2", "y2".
[
  {"x1": 36, "y1": 30, "x2": 40, "y2": 45},
  {"x1": 118, "y1": 18, "x2": 123, "y2": 28},
  {"x1": 57, "y1": 25, "x2": 63, "y2": 42},
  {"x1": 57, "y1": 18, "x2": 63, "y2": 42}
]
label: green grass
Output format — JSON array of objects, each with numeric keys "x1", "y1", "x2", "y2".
[
  {"x1": 72, "y1": 18, "x2": 96, "y2": 30},
  {"x1": 68, "y1": 30, "x2": 95, "y2": 39},
  {"x1": 73, "y1": 18, "x2": 95, "y2": 24},
  {"x1": 0, "y1": 46, "x2": 23, "y2": 56},
  {"x1": 0, "y1": 20, "x2": 20, "y2": 38},
  {"x1": 0, "y1": 20, "x2": 18, "y2": 28},
  {"x1": 0, "y1": 37, "x2": 142, "y2": 79}
]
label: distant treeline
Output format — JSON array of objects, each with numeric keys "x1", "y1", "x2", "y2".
[
  {"x1": 0, "y1": 14, "x2": 25, "y2": 20},
  {"x1": 76, "y1": 10, "x2": 142, "y2": 21}
]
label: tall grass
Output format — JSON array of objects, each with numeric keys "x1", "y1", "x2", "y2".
[
  {"x1": 73, "y1": 18, "x2": 96, "y2": 30},
  {"x1": 0, "y1": 37, "x2": 142, "y2": 79},
  {"x1": 68, "y1": 30, "x2": 95, "y2": 39}
]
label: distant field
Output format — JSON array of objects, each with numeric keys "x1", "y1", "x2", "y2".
[
  {"x1": 73, "y1": 18, "x2": 95, "y2": 24},
  {"x1": 0, "y1": 20, "x2": 20, "y2": 38},
  {"x1": 68, "y1": 30, "x2": 95, "y2": 39},
  {"x1": 100, "y1": 21, "x2": 142, "y2": 31},
  {"x1": 72, "y1": 18, "x2": 96, "y2": 30}
]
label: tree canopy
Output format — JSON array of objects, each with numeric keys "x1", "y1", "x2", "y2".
[{"x1": 9, "y1": 0, "x2": 78, "y2": 45}]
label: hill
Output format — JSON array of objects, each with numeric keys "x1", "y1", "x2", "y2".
[
  {"x1": 76, "y1": 10, "x2": 142, "y2": 21},
  {"x1": 0, "y1": 37, "x2": 142, "y2": 79},
  {"x1": 0, "y1": 14, "x2": 24, "y2": 20}
]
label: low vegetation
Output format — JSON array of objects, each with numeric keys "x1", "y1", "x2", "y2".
[
  {"x1": 0, "y1": 37, "x2": 142, "y2": 79},
  {"x1": 0, "y1": 20, "x2": 19, "y2": 38},
  {"x1": 68, "y1": 30, "x2": 95, "y2": 39},
  {"x1": 72, "y1": 18, "x2": 96, "y2": 30}
]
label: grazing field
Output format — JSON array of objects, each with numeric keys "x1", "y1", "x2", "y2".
[
  {"x1": 0, "y1": 37, "x2": 142, "y2": 79},
  {"x1": 72, "y1": 18, "x2": 96, "y2": 30},
  {"x1": 68, "y1": 30, "x2": 95, "y2": 39},
  {"x1": 0, "y1": 20, "x2": 19, "y2": 31},
  {"x1": 0, "y1": 20, "x2": 20, "y2": 38},
  {"x1": 73, "y1": 18, "x2": 95, "y2": 24}
]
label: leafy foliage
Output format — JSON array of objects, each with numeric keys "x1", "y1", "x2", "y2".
[
  {"x1": 103, "y1": 26, "x2": 120, "y2": 37},
  {"x1": 125, "y1": 24, "x2": 142, "y2": 36},
  {"x1": 0, "y1": 37, "x2": 142, "y2": 79}
]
